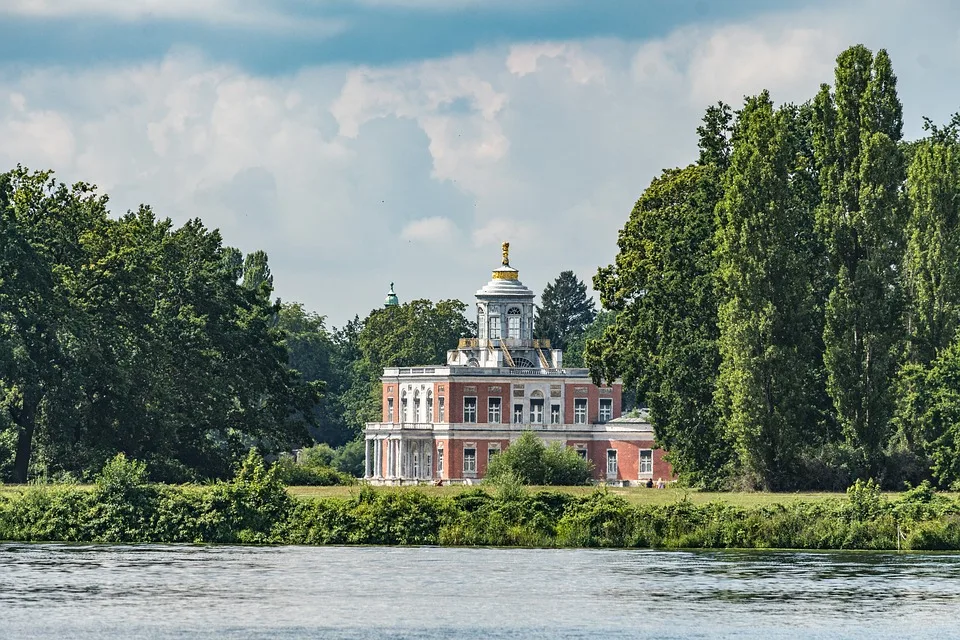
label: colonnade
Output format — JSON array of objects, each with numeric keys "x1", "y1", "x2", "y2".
[{"x1": 365, "y1": 437, "x2": 434, "y2": 482}]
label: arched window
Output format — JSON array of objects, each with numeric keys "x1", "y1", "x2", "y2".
[
  {"x1": 426, "y1": 391, "x2": 434, "y2": 422},
  {"x1": 400, "y1": 392, "x2": 407, "y2": 424},
  {"x1": 507, "y1": 307, "x2": 521, "y2": 339},
  {"x1": 413, "y1": 390, "x2": 421, "y2": 423}
]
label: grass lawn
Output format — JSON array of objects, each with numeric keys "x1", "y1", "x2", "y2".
[{"x1": 287, "y1": 484, "x2": 855, "y2": 506}]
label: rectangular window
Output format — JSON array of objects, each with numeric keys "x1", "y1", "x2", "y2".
[
  {"x1": 488, "y1": 445, "x2": 500, "y2": 464},
  {"x1": 575, "y1": 449, "x2": 588, "y2": 460},
  {"x1": 599, "y1": 398, "x2": 612, "y2": 423},
  {"x1": 489, "y1": 317, "x2": 501, "y2": 340},
  {"x1": 574, "y1": 399, "x2": 587, "y2": 424},
  {"x1": 438, "y1": 397, "x2": 445, "y2": 422},
  {"x1": 437, "y1": 447, "x2": 444, "y2": 473},
  {"x1": 488, "y1": 397, "x2": 502, "y2": 423},
  {"x1": 551, "y1": 404, "x2": 561, "y2": 424},
  {"x1": 427, "y1": 400, "x2": 433, "y2": 422},
  {"x1": 464, "y1": 397, "x2": 477, "y2": 423},
  {"x1": 607, "y1": 449, "x2": 618, "y2": 476},
  {"x1": 640, "y1": 450, "x2": 653, "y2": 475},
  {"x1": 513, "y1": 404, "x2": 524, "y2": 424},
  {"x1": 530, "y1": 399, "x2": 544, "y2": 424},
  {"x1": 387, "y1": 398, "x2": 394, "y2": 422},
  {"x1": 463, "y1": 447, "x2": 477, "y2": 473},
  {"x1": 414, "y1": 397, "x2": 421, "y2": 423},
  {"x1": 508, "y1": 315, "x2": 520, "y2": 339}
]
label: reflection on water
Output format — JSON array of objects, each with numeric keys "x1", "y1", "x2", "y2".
[{"x1": 2, "y1": 544, "x2": 960, "y2": 638}]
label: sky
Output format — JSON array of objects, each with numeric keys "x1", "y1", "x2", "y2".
[{"x1": 3, "y1": 0, "x2": 960, "y2": 327}]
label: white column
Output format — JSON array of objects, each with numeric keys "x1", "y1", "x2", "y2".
[
  {"x1": 398, "y1": 439, "x2": 405, "y2": 479},
  {"x1": 364, "y1": 439, "x2": 371, "y2": 478}
]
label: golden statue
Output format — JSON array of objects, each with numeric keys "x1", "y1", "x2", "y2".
[{"x1": 501, "y1": 241, "x2": 510, "y2": 266}]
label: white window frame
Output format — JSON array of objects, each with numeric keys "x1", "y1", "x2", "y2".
[
  {"x1": 463, "y1": 447, "x2": 477, "y2": 474},
  {"x1": 489, "y1": 315, "x2": 501, "y2": 340},
  {"x1": 599, "y1": 398, "x2": 612, "y2": 423},
  {"x1": 463, "y1": 397, "x2": 477, "y2": 423},
  {"x1": 550, "y1": 404, "x2": 561, "y2": 424},
  {"x1": 436, "y1": 446, "x2": 444, "y2": 473},
  {"x1": 387, "y1": 397, "x2": 394, "y2": 422},
  {"x1": 606, "y1": 449, "x2": 618, "y2": 476},
  {"x1": 530, "y1": 399, "x2": 544, "y2": 424},
  {"x1": 488, "y1": 444, "x2": 501, "y2": 464},
  {"x1": 488, "y1": 397, "x2": 502, "y2": 424},
  {"x1": 438, "y1": 397, "x2": 445, "y2": 422},
  {"x1": 507, "y1": 307, "x2": 521, "y2": 339},
  {"x1": 427, "y1": 394, "x2": 434, "y2": 422},
  {"x1": 513, "y1": 403, "x2": 524, "y2": 424},
  {"x1": 640, "y1": 449, "x2": 653, "y2": 476},
  {"x1": 574, "y1": 399, "x2": 587, "y2": 424}
]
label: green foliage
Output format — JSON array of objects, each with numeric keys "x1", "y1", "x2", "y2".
[
  {"x1": 331, "y1": 438, "x2": 366, "y2": 476},
  {"x1": 214, "y1": 449, "x2": 294, "y2": 543},
  {"x1": 588, "y1": 162, "x2": 727, "y2": 486},
  {"x1": 846, "y1": 478, "x2": 885, "y2": 521},
  {"x1": 533, "y1": 270, "x2": 597, "y2": 351},
  {"x1": 298, "y1": 443, "x2": 337, "y2": 467},
  {"x1": 714, "y1": 92, "x2": 825, "y2": 489},
  {"x1": 339, "y1": 300, "x2": 473, "y2": 433},
  {"x1": 812, "y1": 45, "x2": 906, "y2": 467},
  {"x1": 0, "y1": 168, "x2": 318, "y2": 483},
  {"x1": 484, "y1": 432, "x2": 592, "y2": 486},
  {"x1": 272, "y1": 455, "x2": 354, "y2": 487},
  {"x1": 564, "y1": 311, "x2": 616, "y2": 368}
]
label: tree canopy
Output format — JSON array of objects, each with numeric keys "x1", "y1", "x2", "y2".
[
  {"x1": 534, "y1": 271, "x2": 597, "y2": 351},
  {"x1": 588, "y1": 44, "x2": 960, "y2": 490}
]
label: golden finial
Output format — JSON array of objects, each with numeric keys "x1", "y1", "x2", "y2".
[{"x1": 501, "y1": 241, "x2": 510, "y2": 266}]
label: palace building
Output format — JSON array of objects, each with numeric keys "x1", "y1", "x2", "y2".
[{"x1": 363, "y1": 243, "x2": 674, "y2": 485}]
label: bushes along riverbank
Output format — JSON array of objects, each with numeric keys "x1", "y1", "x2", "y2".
[{"x1": 3, "y1": 453, "x2": 960, "y2": 550}]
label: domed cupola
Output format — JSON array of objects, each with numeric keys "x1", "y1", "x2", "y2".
[
  {"x1": 447, "y1": 242, "x2": 563, "y2": 369},
  {"x1": 384, "y1": 282, "x2": 399, "y2": 308}
]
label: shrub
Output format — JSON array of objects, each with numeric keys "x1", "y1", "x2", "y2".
[
  {"x1": 272, "y1": 456, "x2": 354, "y2": 486},
  {"x1": 87, "y1": 454, "x2": 160, "y2": 543},
  {"x1": 485, "y1": 431, "x2": 593, "y2": 486}
]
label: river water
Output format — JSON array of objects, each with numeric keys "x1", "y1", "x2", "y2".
[{"x1": 2, "y1": 544, "x2": 960, "y2": 639}]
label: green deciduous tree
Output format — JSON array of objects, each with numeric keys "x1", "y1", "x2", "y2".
[
  {"x1": 339, "y1": 300, "x2": 473, "y2": 432},
  {"x1": 587, "y1": 162, "x2": 727, "y2": 486},
  {"x1": 534, "y1": 271, "x2": 597, "y2": 351},
  {"x1": 564, "y1": 311, "x2": 616, "y2": 368},
  {"x1": 0, "y1": 168, "x2": 319, "y2": 482},
  {"x1": 812, "y1": 46, "x2": 906, "y2": 467}
]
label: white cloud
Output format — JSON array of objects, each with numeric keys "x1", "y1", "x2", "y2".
[
  {"x1": 400, "y1": 216, "x2": 458, "y2": 243},
  {"x1": 2, "y1": 0, "x2": 959, "y2": 325},
  {"x1": 507, "y1": 43, "x2": 606, "y2": 84}
]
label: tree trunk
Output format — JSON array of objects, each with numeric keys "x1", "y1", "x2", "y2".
[{"x1": 12, "y1": 390, "x2": 40, "y2": 483}]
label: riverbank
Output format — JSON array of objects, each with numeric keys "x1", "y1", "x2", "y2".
[
  {"x1": 0, "y1": 483, "x2": 863, "y2": 506},
  {"x1": 3, "y1": 454, "x2": 960, "y2": 550}
]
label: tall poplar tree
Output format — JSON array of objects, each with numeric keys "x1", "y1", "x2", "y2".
[
  {"x1": 902, "y1": 131, "x2": 960, "y2": 364},
  {"x1": 812, "y1": 46, "x2": 906, "y2": 465},
  {"x1": 892, "y1": 118, "x2": 960, "y2": 466},
  {"x1": 714, "y1": 93, "x2": 822, "y2": 488}
]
